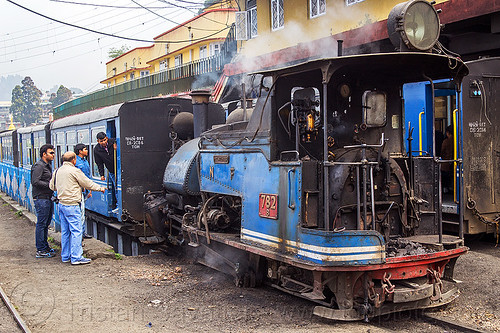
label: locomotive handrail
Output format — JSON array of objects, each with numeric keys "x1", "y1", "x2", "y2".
[
  {"x1": 343, "y1": 133, "x2": 386, "y2": 149},
  {"x1": 288, "y1": 168, "x2": 296, "y2": 210},
  {"x1": 418, "y1": 111, "x2": 425, "y2": 156}
]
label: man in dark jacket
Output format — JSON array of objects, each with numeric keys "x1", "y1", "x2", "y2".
[
  {"x1": 93, "y1": 132, "x2": 117, "y2": 209},
  {"x1": 31, "y1": 144, "x2": 55, "y2": 258}
]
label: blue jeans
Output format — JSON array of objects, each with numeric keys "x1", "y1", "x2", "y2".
[
  {"x1": 59, "y1": 204, "x2": 84, "y2": 263},
  {"x1": 80, "y1": 192, "x2": 86, "y2": 235},
  {"x1": 34, "y1": 199, "x2": 53, "y2": 252}
]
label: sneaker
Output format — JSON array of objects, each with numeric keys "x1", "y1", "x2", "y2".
[
  {"x1": 49, "y1": 248, "x2": 56, "y2": 253},
  {"x1": 62, "y1": 259, "x2": 70, "y2": 263},
  {"x1": 71, "y1": 258, "x2": 91, "y2": 265},
  {"x1": 83, "y1": 234, "x2": 92, "y2": 239},
  {"x1": 36, "y1": 251, "x2": 54, "y2": 258}
]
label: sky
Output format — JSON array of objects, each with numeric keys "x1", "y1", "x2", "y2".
[{"x1": 0, "y1": 0, "x2": 201, "y2": 94}]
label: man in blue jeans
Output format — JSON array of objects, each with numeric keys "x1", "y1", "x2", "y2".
[
  {"x1": 50, "y1": 152, "x2": 105, "y2": 265},
  {"x1": 31, "y1": 144, "x2": 56, "y2": 258}
]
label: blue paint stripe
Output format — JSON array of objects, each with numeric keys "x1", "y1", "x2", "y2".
[{"x1": 242, "y1": 232, "x2": 384, "y2": 257}]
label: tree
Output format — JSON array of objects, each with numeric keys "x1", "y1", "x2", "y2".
[
  {"x1": 49, "y1": 85, "x2": 72, "y2": 107},
  {"x1": 10, "y1": 76, "x2": 42, "y2": 125},
  {"x1": 108, "y1": 45, "x2": 130, "y2": 59}
]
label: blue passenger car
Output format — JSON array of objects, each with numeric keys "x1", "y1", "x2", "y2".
[
  {"x1": 0, "y1": 130, "x2": 19, "y2": 200},
  {"x1": 17, "y1": 124, "x2": 51, "y2": 212},
  {"x1": 51, "y1": 104, "x2": 122, "y2": 222}
]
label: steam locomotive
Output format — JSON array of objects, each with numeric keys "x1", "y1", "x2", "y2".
[{"x1": 143, "y1": 0, "x2": 469, "y2": 320}]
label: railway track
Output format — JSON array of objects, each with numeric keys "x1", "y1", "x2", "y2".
[
  {"x1": 0, "y1": 284, "x2": 31, "y2": 333},
  {"x1": 421, "y1": 312, "x2": 491, "y2": 333}
]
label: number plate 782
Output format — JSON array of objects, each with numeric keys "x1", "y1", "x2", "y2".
[{"x1": 259, "y1": 194, "x2": 278, "y2": 219}]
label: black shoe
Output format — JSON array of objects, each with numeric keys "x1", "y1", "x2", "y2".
[
  {"x1": 83, "y1": 234, "x2": 92, "y2": 239},
  {"x1": 36, "y1": 251, "x2": 54, "y2": 258}
]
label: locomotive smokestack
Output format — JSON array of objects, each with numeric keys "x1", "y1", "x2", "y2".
[{"x1": 190, "y1": 89, "x2": 212, "y2": 137}]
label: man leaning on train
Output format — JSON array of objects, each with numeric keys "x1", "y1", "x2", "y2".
[{"x1": 93, "y1": 132, "x2": 118, "y2": 213}]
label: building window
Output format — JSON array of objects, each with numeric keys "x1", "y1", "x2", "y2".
[
  {"x1": 235, "y1": 11, "x2": 248, "y2": 40},
  {"x1": 165, "y1": 44, "x2": 169, "y2": 54},
  {"x1": 346, "y1": 0, "x2": 365, "y2": 5},
  {"x1": 209, "y1": 42, "x2": 222, "y2": 56},
  {"x1": 175, "y1": 54, "x2": 182, "y2": 67},
  {"x1": 271, "y1": 0, "x2": 284, "y2": 31},
  {"x1": 200, "y1": 45, "x2": 208, "y2": 58},
  {"x1": 124, "y1": 62, "x2": 127, "y2": 71},
  {"x1": 112, "y1": 68, "x2": 117, "y2": 76},
  {"x1": 130, "y1": 72, "x2": 135, "y2": 79},
  {"x1": 123, "y1": 75, "x2": 127, "y2": 81},
  {"x1": 159, "y1": 60, "x2": 168, "y2": 71},
  {"x1": 140, "y1": 70, "x2": 149, "y2": 77},
  {"x1": 249, "y1": 7, "x2": 258, "y2": 38},
  {"x1": 132, "y1": 58, "x2": 136, "y2": 67},
  {"x1": 310, "y1": 0, "x2": 326, "y2": 18}
]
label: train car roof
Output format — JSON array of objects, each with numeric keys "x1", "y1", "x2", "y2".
[
  {"x1": 51, "y1": 103, "x2": 123, "y2": 130},
  {"x1": 252, "y1": 52, "x2": 469, "y2": 84},
  {"x1": 17, "y1": 124, "x2": 49, "y2": 134},
  {"x1": 0, "y1": 130, "x2": 14, "y2": 137}
]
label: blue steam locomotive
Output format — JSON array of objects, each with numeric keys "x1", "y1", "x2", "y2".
[
  {"x1": 0, "y1": 0, "x2": 475, "y2": 321},
  {"x1": 143, "y1": 0, "x2": 471, "y2": 320}
]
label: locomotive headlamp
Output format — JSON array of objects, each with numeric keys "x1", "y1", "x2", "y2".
[{"x1": 387, "y1": 0, "x2": 441, "y2": 52}]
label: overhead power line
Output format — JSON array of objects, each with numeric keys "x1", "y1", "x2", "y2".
[
  {"x1": 6, "y1": 0, "x2": 231, "y2": 44},
  {"x1": 131, "y1": 0, "x2": 227, "y2": 31},
  {"x1": 49, "y1": 0, "x2": 183, "y2": 9}
]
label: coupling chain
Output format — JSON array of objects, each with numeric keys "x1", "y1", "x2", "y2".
[
  {"x1": 427, "y1": 268, "x2": 443, "y2": 301},
  {"x1": 467, "y1": 196, "x2": 500, "y2": 246}
]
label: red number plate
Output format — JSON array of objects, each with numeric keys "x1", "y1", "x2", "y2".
[{"x1": 259, "y1": 194, "x2": 278, "y2": 219}]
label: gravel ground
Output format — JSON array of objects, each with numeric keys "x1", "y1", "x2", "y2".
[{"x1": 0, "y1": 195, "x2": 499, "y2": 333}]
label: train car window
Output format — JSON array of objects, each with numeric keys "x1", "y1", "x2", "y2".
[
  {"x1": 66, "y1": 131, "x2": 76, "y2": 145},
  {"x1": 56, "y1": 132, "x2": 64, "y2": 145},
  {"x1": 77, "y1": 130, "x2": 89, "y2": 145},
  {"x1": 33, "y1": 135, "x2": 40, "y2": 162},
  {"x1": 362, "y1": 90, "x2": 387, "y2": 127},
  {"x1": 91, "y1": 126, "x2": 105, "y2": 177}
]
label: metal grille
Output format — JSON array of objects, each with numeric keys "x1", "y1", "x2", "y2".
[
  {"x1": 235, "y1": 11, "x2": 248, "y2": 40},
  {"x1": 249, "y1": 7, "x2": 258, "y2": 38},
  {"x1": 310, "y1": 0, "x2": 326, "y2": 18},
  {"x1": 346, "y1": 0, "x2": 365, "y2": 6},
  {"x1": 271, "y1": 0, "x2": 284, "y2": 30}
]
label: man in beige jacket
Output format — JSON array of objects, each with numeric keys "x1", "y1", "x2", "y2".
[{"x1": 50, "y1": 152, "x2": 105, "y2": 265}]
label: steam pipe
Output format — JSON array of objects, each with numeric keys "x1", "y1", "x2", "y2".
[
  {"x1": 362, "y1": 147, "x2": 368, "y2": 229},
  {"x1": 190, "y1": 90, "x2": 211, "y2": 137},
  {"x1": 370, "y1": 165, "x2": 376, "y2": 230},
  {"x1": 356, "y1": 166, "x2": 361, "y2": 230},
  {"x1": 323, "y1": 82, "x2": 329, "y2": 231},
  {"x1": 242, "y1": 83, "x2": 247, "y2": 122},
  {"x1": 337, "y1": 40, "x2": 343, "y2": 57}
]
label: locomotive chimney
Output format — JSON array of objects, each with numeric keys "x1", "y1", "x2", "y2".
[{"x1": 190, "y1": 89, "x2": 211, "y2": 137}]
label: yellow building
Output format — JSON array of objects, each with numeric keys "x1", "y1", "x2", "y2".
[
  {"x1": 101, "y1": 3, "x2": 237, "y2": 88},
  {"x1": 228, "y1": 0, "x2": 448, "y2": 74},
  {"x1": 102, "y1": 46, "x2": 154, "y2": 87}
]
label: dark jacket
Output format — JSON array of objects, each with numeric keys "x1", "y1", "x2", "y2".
[
  {"x1": 93, "y1": 138, "x2": 116, "y2": 177},
  {"x1": 31, "y1": 159, "x2": 54, "y2": 199}
]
